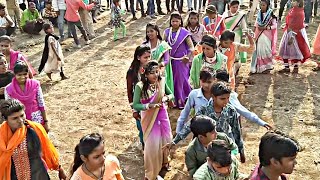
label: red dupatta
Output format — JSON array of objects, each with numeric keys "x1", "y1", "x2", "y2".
[{"x1": 285, "y1": 7, "x2": 305, "y2": 33}]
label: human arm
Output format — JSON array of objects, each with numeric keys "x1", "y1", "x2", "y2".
[
  {"x1": 235, "y1": 32, "x2": 255, "y2": 54},
  {"x1": 229, "y1": 92, "x2": 269, "y2": 128},
  {"x1": 228, "y1": 107, "x2": 244, "y2": 154},
  {"x1": 162, "y1": 51, "x2": 170, "y2": 66},
  {"x1": 49, "y1": 37, "x2": 61, "y2": 61},
  {"x1": 37, "y1": 86, "x2": 49, "y2": 132},
  {"x1": 132, "y1": 84, "x2": 162, "y2": 111},
  {"x1": 176, "y1": 91, "x2": 195, "y2": 133},
  {"x1": 218, "y1": 133, "x2": 239, "y2": 155},
  {"x1": 4, "y1": 88, "x2": 11, "y2": 99},
  {"x1": 164, "y1": 83, "x2": 174, "y2": 100},
  {"x1": 185, "y1": 148, "x2": 199, "y2": 177},
  {"x1": 20, "y1": 11, "x2": 28, "y2": 27},
  {"x1": 4, "y1": 14, "x2": 14, "y2": 28},
  {"x1": 78, "y1": 0, "x2": 95, "y2": 11}
]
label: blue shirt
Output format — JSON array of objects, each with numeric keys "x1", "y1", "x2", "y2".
[{"x1": 176, "y1": 88, "x2": 210, "y2": 133}]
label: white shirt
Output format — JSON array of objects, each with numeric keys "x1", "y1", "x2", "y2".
[{"x1": 0, "y1": 16, "x2": 14, "y2": 28}]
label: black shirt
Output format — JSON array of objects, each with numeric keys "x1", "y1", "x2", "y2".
[{"x1": 0, "y1": 71, "x2": 14, "y2": 99}]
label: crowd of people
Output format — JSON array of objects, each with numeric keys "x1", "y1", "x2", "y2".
[{"x1": 0, "y1": 0, "x2": 319, "y2": 179}]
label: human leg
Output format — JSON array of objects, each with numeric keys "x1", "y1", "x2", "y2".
[
  {"x1": 33, "y1": 21, "x2": 44, "y2": 33},
  {"x1": 74, "y1": 21, "x2": 89, "y2": 41},
  {"x1": 6, "y1": 27, "x2": 15, "y2": 36},
  {"x1": 57, "y1": 9, "x2": 65, "y2": 38},
  {"x1": 130, "y1": 0, "x2": 137, "y2": 18},
  {"x1": 68, "y1": 21, "x2": 80, "y2": 45}
]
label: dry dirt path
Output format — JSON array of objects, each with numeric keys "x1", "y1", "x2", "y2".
[{"x1": 7, "y1": 2, "x2": 320, "y2": 179}]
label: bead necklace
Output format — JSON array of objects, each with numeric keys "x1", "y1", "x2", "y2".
[{"x1": 168, "y1": 27, "x2": 181, "y2": 46}]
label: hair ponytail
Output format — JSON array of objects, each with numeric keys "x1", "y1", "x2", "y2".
[{"x1": 70, "y1": 144, "x2": 83, "y2": 176}]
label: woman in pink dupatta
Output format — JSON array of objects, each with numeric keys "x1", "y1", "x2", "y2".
[
  {"x1": 132, "y1": 61, "x2": 174, "y2": 180},
  {"x1": 250, "y1": 0, "x2": 277, "y2": 74},
  {"x1": 0, "y1": 35, "x2": 36, "y2": 78},
  {"x1": 4, "y1": 61, "x2": 49, "y2": 132}
]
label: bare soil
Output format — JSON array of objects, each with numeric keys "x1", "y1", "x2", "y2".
[{"x1": 7, "y1": 2, "x2": 320, "y2": 179}]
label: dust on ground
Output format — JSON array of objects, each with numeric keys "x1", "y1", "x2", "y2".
[{"x1": 9, "y1": 2, "x2": 320, "y2": 179}]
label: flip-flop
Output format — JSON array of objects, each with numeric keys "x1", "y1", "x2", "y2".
[{"x1": 278, "y1": 68, "x2": 290, "y2": 73}]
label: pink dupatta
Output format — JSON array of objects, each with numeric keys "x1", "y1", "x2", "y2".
[
  {"x1": 9, "y1": 50, "x2": 36, "y2": 76},
  {"x1": 5, "y1": 78, "x2": 40, "y2": 120}
]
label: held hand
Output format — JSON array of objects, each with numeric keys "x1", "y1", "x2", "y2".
[
  {"x1": 149, "y1": 103, "x2": 162, "y2": 109},
  {"x1": 0, "y1": 87, "x2": 4, "y2": 95},
  {"x1": 162, "y1": 142, "x2": 175, "y2": 151},
  {"x1": 182, "y1": 56, "x2": 189, "y2": 64},
  {"x1": 58, "y1": 167, "x2": 67, "y2": 180},
  {"x1": 133, "y1": 112, "x2": 141, "y2": 120},
  {"x1": 264, "y1": 124, "x2": 273, "y2": 130},
  {"x1": 162, "y1": 96, "x2": 169, "y2": 103}
]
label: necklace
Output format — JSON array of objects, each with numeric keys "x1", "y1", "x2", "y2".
[
  {"x1": 84, "y1": 163, "x2": 104, "y2": 180},
  {"x1": 168, "y1": 27, "x2": 181, "y2": 46},
  {"x1": 188, "y1": 26, "x2": 199, "y2": 33},
  {"x1": 150, "y1": 83, "x2": 157, "y2": 93}
]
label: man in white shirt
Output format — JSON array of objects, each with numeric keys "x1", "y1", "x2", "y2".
[
  {"x1": 0, "y1": 3, "x2": 15, "y2": 36},
  {"x1": 52, "y1": 0, "x2": 71, "y2": 40}
]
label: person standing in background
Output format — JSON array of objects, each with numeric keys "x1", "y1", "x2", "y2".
[
  {"x1": 79, "y1": 0, "x2": 95, "y2": 39},
  {"x1": 6, "y1": 0, "x2": 21, "y2": 32},
  {"x1": 52, "y1": 0, "x2": 72, "y2": 41}
]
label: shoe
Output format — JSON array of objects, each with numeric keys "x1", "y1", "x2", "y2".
[
  {"x1": 141, "y1": 13, "x2": 147, "y2": 17},
  {"x1": 85, "y1": 40, "x2": 91, "y2": 45},
  {"x1": 150, "y1": 14, "x2": 157, "y2": 19},
  {"x1": 158, "y1": 11, "x2": 165, "y2": 15}
]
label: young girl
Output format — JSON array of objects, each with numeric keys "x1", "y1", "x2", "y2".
[
  {"x1": 0, "y1": 35, "x2": 35, "y2": 78},
  {"x1": 185, "y1": 11, "x2": 206, "y2": 46},
  {"x1": 278, "y1": 0, "x2": 311, "y2": 73},
  {"x1": 312, "y1": 24, "x2": 320, "y2": 71},
  {"x1": 190, "y1": 35, "x2": 227, "y2": 89},
  {"x1": 70, "y1": 133, "x2": 125, "y2": 179},
  {"x1": 112, "y1": 0, "x2": 126, "y2": 41},
  {"x1": 250, "y1": 0, "x2": 277, "y2": 74},
  {"x1": 5, "y1": 61, "x2": 49, "y2": 132},
  {"x1": 0, "y1": 54, "x2": 14, "y2": 99},
  {"x1": 132, "y1": 61, "x2": 173, "y2": 180},
  {"x1": 126, "y1": 45, "x2": 151, "y2": 150},
  {"x1": 144, "y1": 23, "x2": 174, "y2": 93},
  {"x1": 39, "y1": 23, "x2": 68, "y2": 80},
  {"x1": 202, "y1": 5, "x2": 226, "y2": 38},
  {"x1": 163, "y1": 12, "x2": 194, "y2": 109},
  {"x1": 218, "y1": 30, "x2": 255, "y2": 90},
  {"x1": 224, "y1": 0, "x2": 248, "y2": 70}
]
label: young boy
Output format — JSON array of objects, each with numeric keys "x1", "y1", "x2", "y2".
[
  {"x1": 39, "y1": 23, "x2": 68, "y2": 80},
  {"x1": 250, "y1": 131, "x2": 300, "y2": 180},
  {"x1": 177, "y1": 68, "x2": 216, "y2": 133},
  {"x1": 0, "y1": 3, "x2": 15, "y2": 36},
  {"x1": 43, "y1": 1, "x2": 58, "y2": 26},
  {"x1": 202, "y1": 5, "x2": 225, "y2": 38},
  {"x1": 193, "y1": 140, "x2": 243, "y2": 179},
  {"x1": 185, "y1": 115, "x2": 238, "y2": 177},
  {"x1": 0, "y1": 54, "x2": 14, "y2": 99}
]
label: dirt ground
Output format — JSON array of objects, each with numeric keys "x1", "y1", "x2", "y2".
[{"x1": 6, "y1": 1, "x2": 320, "y2": 179}]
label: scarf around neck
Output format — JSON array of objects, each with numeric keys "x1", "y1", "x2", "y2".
[
  {"x1": 39, "y1": 33, "x2": 60, "y2": 73},
  {"x1": 257, "y1": 9, "x2": 273, "y2": 27}
]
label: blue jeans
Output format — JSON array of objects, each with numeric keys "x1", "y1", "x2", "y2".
[
  {"x1": 147, "y1": 0, "x2": 155, "y2": 15},
  {"x1": 210, "y1": 1, "x2": 224, "y2": 14},
  {"x1": 304, "y1": 0, "x2": 312, "y2": 23},
  {"x1": 57, "y1": 10, "x2": 71, "y2": 38},
  {"x1": 136, "y1": 119, "x2": 144, "y2": 148}
]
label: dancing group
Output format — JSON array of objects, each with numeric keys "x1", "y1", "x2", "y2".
[
  {"x1": 124, "y1": 0, "x2": 320, "y2": 178},
  {"x1": 1, "y1": 0, "x2": 320, "y2": 178}
]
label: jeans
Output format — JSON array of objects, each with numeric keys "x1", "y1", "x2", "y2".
[
  {"x1": 0, "y1": 27, "x2": 15, "y2": 36},
  {"x1": 68, "y1": 21, "x2": 89, "y2": 45},
  {"x1": 147, "y1": 0, "x2": 155, "y2": 15},
  {"x1": 135, "y1": 119, "x2": 144, "y2": 148},
  {"x1": 210, "y1": 1, "x2": 224, "y2": 14},
  {"x1": 187, "y1": 0, "x2": 192, "y2": 9},
  {"x1": 57, "y1": 10, "x2": 71, "y2": 38},
  {"x1": 131, "y1": 0, "x2": 144, "y2": 16},
  {"x1": 304, "y1": 0, "x2": 312, "y2": 23}
]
